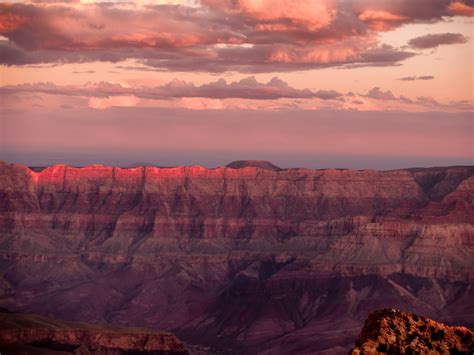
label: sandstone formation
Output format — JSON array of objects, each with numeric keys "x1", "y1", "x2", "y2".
[
  {"x1": 0, "y1": 161, "x2": 473, "y2": 354},
  {"x1": 350, "y1": 309, "x2": 473, "y2": 354},
  {"x1": 0, "y1": 309, "x2": 189, "y2": 354}
]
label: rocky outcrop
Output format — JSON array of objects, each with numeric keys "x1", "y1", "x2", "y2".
[
  {"x1": 0, "y1": 161, "x2": 472, "y2": 354},
  {"x1": 350, "y1": 309, "x2": 473, "y2": 354},
  {"x1": 0, "y1": 309, "x2": 189, "y2": 354},
  {"x1": 225, "y1": 160, "x2": 282, "y2": 171}
]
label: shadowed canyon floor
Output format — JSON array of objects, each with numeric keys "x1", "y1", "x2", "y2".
[{"x1": 0, "y1": 161, "x2": 473, "y2": 354}]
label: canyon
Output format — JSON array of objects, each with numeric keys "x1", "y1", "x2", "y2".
[{"x1": 0, "y1": 160, "x2": 473, "y2": 354}]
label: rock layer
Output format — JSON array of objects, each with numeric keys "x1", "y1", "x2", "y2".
[
  {"x1": 0, "y1": 309, "x2": 189, "y2": 354},
  {"x1": 0, "y1": 161, "x2": 473, "y2": 354},
  {"x1": 350, "y1": 309, "x2": 473, "y2": 354}
]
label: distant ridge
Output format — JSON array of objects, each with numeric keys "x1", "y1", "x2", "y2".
[
  {"x1": 20, "y1": 160, "x2": 473, "y2": 173},
  {"x1": 0, "y1": 309, "x2": 189, "y2": 354},
  {"x1": 225, "y1": 160, "x2": 281, "y2": 171}
]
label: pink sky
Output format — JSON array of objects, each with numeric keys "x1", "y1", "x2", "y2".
[{"x1": 0, "y1": 0, "x2": 473, "y2": 168}]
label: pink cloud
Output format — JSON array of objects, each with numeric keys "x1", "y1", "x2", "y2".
[
  {"x1": 0, "y1": 77, "x2": 344, "y2": 101},
  {"x1": 88, "y1": 95, "x2": 140, "y2": 110},
  {"x1": 366, "y1": 87, "x2": 396, "y2": 100},
  {"x1": 1, "y1": 79, "x2": 472, "y2": 113},
  {"x1": 358, "y1": 10, "x2": 409, "y2": 30},
  {"x1": 176, "y1": 97, "x2": 224, "y2": 110},
  {"x1": 0, "y1": 11, "x2": 26, "y2": 32},
  {"x1": 2, "y1": 0, "x2": 467, "y2": 72},
  {"x1": 267, "y1": 44, "x2": 360, "y2": 64},
  {"x1": 448, "y1": 1, "x2": 474, "y2": 16},
  {"x1": 234, "y1": 0, "x2": 336, "y2": 31}
]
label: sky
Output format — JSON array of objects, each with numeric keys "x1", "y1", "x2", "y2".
[{"x1": 0, "y1": 0, "x2": 473, "y2": 169}]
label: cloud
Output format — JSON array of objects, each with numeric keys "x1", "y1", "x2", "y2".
[
  {"x1": 88, "y1": 95, "x2": 140, "y2": 110},
  {"x1": 448, "y1": 100, "x2": 474, "y2": 111},
  {"x1": 448, "y1": 1, "x2": 474, "y2": 16},
  {"x1": 72, "y1": 70, "x2": 96, "y2": 74},
  {"x1": 408, "y1": 33, "x2": 468, "y2": 49},
  {"x1": 366, "y1": 87, "x2": 396, "y2": 100},
  {"x1": 0, "y1": 77, "x2": 344, "y2": 100},
  {"x1": 364, "y1": 87, "x2": 440, "y2": 106},
  {"x1": 176, "y1": 97, "x2": 225, "y2": 110},
  {"x1": 358, "y1": 10, "x2": 408, "y2": 31},
  {"x1": 3, "y1": 79, "x2": 471, "y2": 112},
  {"x1": 0, "y1": 0, "x2": 468, "y2": 72},
  {"x1": 398, "y1": 75, "x2": 435, "y2": 81},
  {"x1": 225, "y1": 0, "x2": 337, "y2": 31},
  {"x1": 360, "y1": 87, "x2": 473, "y2": 112},
  {"x1": 312, "y1": 89, "x2": 344, "y2": 100}
]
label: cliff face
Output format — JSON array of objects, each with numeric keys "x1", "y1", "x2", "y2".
[
  {"x1": 0, "y1": 161, "x2": 473, "y2": 354},
  {"x1": 0, "y1": 310, "x2": 189, "y2": 354},
  {"x1": 350, "y1": 309, "x2": 473, "y2": 354}
]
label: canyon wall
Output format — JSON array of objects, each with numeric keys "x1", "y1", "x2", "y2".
[{"x1": 0, "y1": 161, "x2": 473, "y2": 354}]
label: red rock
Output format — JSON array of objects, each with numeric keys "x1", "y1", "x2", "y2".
[
  {"x1": 0, "y1": 309, "x2": 189, "y2": 354},
  {"x1": 0, "y1": 161, "x2": 472, "y2": 353},
  {"x1": 350, "y1": 308, "x2": 473, "y2": 354}
]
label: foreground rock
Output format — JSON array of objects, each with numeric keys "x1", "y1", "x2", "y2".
[
  {"x1": 0, "y1": 161, "x2": 472, "y2": 353},
  {"x1": 0, "y1": 309, "x2": 189, "y2": 354},
  {"x1": 351, "y1": 309, "x2": 473, "y2": 354}
]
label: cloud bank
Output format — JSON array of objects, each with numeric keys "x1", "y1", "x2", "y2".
[
  {"x1": 0, "y1": 77, "x2": 343, "y2": 100},
  {"x1": 1, "y1": 78, "x2": 472, "y2": 112},
  {"x1": 0, "y1": 0, "x2": 472, "y2": 72}
]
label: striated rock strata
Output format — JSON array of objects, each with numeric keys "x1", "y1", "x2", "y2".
[
  {"x1": 0, "y1": 309, "x2": 189, "y2": 354},
  {"x1": 350, "y1": 309, "x2": 473, "y2": 354},
  {"x1": 0, "y1": 161, "x2": 473, "y2": 354}
]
